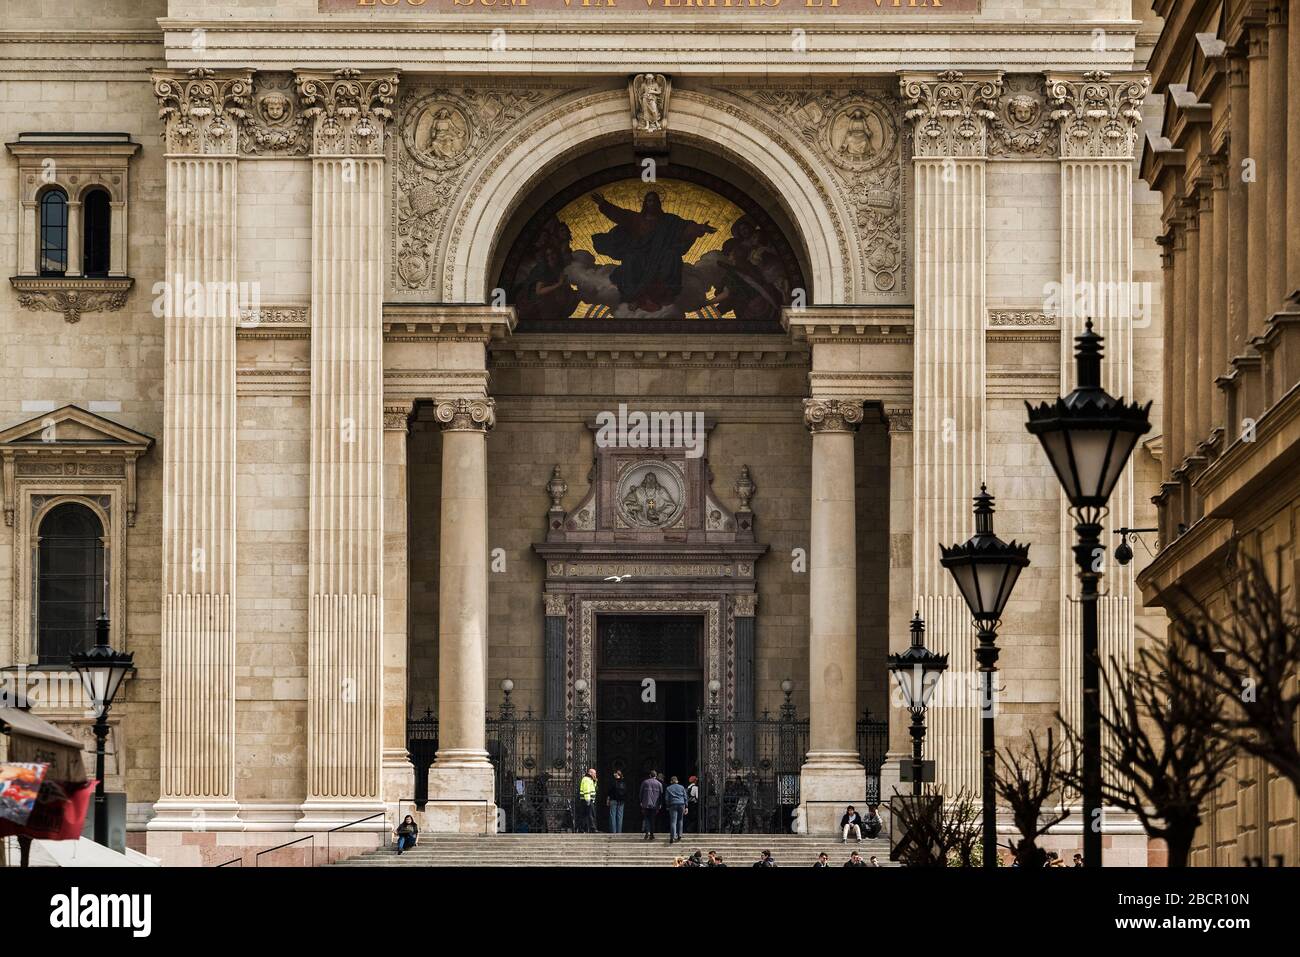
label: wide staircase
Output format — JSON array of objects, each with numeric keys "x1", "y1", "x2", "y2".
[{"x1": 336, "y1": 832, "x2": 895, "y2": 867}]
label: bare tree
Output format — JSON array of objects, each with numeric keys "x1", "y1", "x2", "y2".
[
  {"x1": 994, "y1": 727, "x2": 1077, "y2": 867},
  {"x1": 1160, "y1": 547, "x2": 1300, "y2": 796},
  {"x1": 890, "y1": 788, "x2": 983, "y2": 867},
  {"x1": 1060, "y1": 633, "x2": 1233, "y2": 867}
]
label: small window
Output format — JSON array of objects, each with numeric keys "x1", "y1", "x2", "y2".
[
  {"x1": 82, "y1": 189, "x2": 111, "y2": 277},
  {"x1": 39, "y1": 188, "x2": 68, "y2": 277},
  {"x1": 37, "y1": 502, "x2": 105, "y2": 665}
]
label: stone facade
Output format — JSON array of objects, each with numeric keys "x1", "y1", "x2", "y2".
[
  {"x1": 1140, "y1": 0, "x2": 1300, "y2": 869},
  {"x1": 0, "y1": 0, "x2": 1169, "y2": 865}
]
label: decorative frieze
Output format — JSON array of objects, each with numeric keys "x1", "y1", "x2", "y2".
[
  {"x1": 151, "y1": 68, "x2": 253, "y2": 155},
  {"x1": 988, "y1": 309, "x2": 1059, "y2": 327},
  {"x1": 899, "y1": 71, "x2": 1002, "y2": 158},
  {"x1": 1047, "y1": 70, "x2": 1150, "y2": 160},
  {"x1": 434, "y1": 397, "x2": 496, "y2": 433},
  {"x1": 803, "y1": 398, "x2": 866, "y2": 434},
  {"x1": 10, "y1": 277, "x2": 132, "y2": 324},
  {"x1": 239, "y1": 72, "x2": 311, "y2": 157}
]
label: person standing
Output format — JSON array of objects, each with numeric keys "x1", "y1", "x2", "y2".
[
  {"x1": 640, "y1": 768, "x2": 664, "y2": 841},
  {"x1": 665, "y1": 775, "x2": 688, "y2": 844},
  {"x1": 607, "y1": 768, "x2": 627, "y2": 834},
  {"x1": 686, "y1": 775, "x2": 700, "y2": 832},
  {"x1": 578, "y1": 768, "x2": 598, "y2": 833}
]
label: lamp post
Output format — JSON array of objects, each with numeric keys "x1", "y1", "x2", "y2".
[
  {"x1": 1025, "y1": 319, "x2": 1151, "y2": 868},
  {"x1": 886, "y1": 612, "x2": 948, "y2": 796},
  {"x1": 940, "y1": 486, "x2": 1030, "y2": 868},
  {"x1": 69, "y1": 612, "x2": 134, "y2": 848}
]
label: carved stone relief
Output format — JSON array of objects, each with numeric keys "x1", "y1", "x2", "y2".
[
  {"x1": 393, "y1": 85, "x2": 555, "y2": 292},
  {"x1": 239, "y1": 72, "x2": 311, "y2": 157},
  {"x1": 731, "y1": 85, "x2": 907, "y2": 300},
  {"x1": 1047, "y1": 71, "x2": 1150, "y2": 160},
  {"x1": 988, "y1": 74, "x2": 1059, "y2": 160}
]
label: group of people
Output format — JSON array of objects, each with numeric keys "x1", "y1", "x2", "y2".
[
  {"x1": 839, "y1": 805, "x2": 884, "y2": 843},
  {"x1": 576, "y1": 767, "x2": 700, "y2": 843},
  {"x1": 670, "y1": 848, "x2": 883, "y2": 867}
]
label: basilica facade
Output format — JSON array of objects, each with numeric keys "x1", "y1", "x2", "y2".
[{"x1": 0, "y1": 0, "x2": 1168, "y2": 866}]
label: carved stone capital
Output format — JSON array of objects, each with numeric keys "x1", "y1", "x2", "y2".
[
  {"x1": 732, "y1": 593, "x2": 758, "y2": 618},
  {"x1": 543, "y1": 592, "x2": 569, "y2": 618},
  {"x1": 434, "y1": 397, "x2": 496, "y2": 433},
  {"x1": 294, "y1": 69, "x2": 399, "y2": 156},
  {"x1": 1046, "y1": 71, "x2": 1150, "y2": 160},
  {"x1": 383, "y1": 403, "x2": 414, "y2": 432},
  {"x1": 803, "y1": 398, "x2": 865, "y2": 434},
  {"x1": 151, "y1": 68, "x2": 253, "y2": 155},
  {"x1": 899, "y1": 71, "x2": 1002, "y2": 158},
  {"x1": 884, "y1": 406, "x2": 913, "y2": 433}
]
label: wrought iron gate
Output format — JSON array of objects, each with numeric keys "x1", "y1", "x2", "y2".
[{"x1": 485, "y1": 692, "x2": 591, "y2": 834}]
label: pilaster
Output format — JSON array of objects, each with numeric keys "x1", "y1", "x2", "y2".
[
  {"x1": 148, "y1": 68, "x2": 252, "y2": 831},
  {"x1": 899, "y1": 70, "x2": 1001, "y2": 797}
]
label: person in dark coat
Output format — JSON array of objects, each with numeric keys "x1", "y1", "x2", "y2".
[
  {"x1": 607, "y1": 769, "x2": 628, "y2": 834},
  {"x1": 844, "y1": 851, "x2": 868, "y2": 867},
  {"x1": 812, "y1": 852, "x2": 831, "y2": 868},
  {"x1": 639, "y1": 768, "x2": 664, "y2": 841},
  {"x1": 752, "y1": 849, "x2": 777, "y2": 868},
  {"x1": 395, "y1": 815, "x2": 418, "y2": 855}
]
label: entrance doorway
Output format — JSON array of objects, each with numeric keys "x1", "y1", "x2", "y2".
[{"x1": 594, "y1": 615, "x2": 703, "y2": 832}]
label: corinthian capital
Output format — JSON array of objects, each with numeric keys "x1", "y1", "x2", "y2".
[
  {"x1": 899, "y1": 71, "x2": 1003, "y2": 158},
  {"x1": 804, "y1": 398, "x2": 865, "y2": 434},
  {"x1": 1046, "y1": 70, "x2": 1150, "y2": 160},
  {"x1": 294, "y1": 69, "x2": 399, "y2": 156},
  {"x1": 435, "y1": 397, "x2": 496, "y2": 433},
  {"x1": 151, "y1": 68, "x2": 253, "y2": 155}
]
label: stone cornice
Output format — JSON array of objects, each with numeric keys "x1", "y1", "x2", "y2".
[
  {"x1": 382, "y1": 303, "x2": 515, "y2": 342},
  {"x1": 154, "y1": 19, "x2": 1140, "y2": 74},
  {"x1": 783, "y1": 307, "x2": 913, "y2": 343},
  {"x1": 10, "y1": 277, "x2": 133, "y2": 324},
  {"x1": 488, "y1": 334, "x2": 808, "y2": 369}
]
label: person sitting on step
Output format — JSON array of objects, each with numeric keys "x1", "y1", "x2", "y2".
[
  {"x1": 395, "y1": 815, "x2": 418, "y2": 855},
  {"x1": 841, "y1": 805, "x2": 864, "y2": 843}
]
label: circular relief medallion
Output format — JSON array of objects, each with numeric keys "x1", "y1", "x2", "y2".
[
  {"x1": 403, "y1": 95, "x2": 476, "y2": 170},
  {"x1": 819, "y1": 99, "x2": 896, "y2": 173},
  {"x1": 616, "y1": 463, "x2": 686, "y2": 529}
]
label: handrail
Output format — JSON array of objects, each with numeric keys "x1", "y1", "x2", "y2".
[
  {"x1": 255, "y1": 832, "x2": 314, "y2": 867},
  {"x1": 214, "y1": 856, "x2": 243, "y2": 867},
  {"x1": 323, "y1": 811, "x2": 388, "y2": 865}
]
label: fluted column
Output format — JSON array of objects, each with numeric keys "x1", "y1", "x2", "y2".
[
  {"x1": 429, "y1": 397, "x2": 497, "y2": 832},
  {"x1": 899, "y1": 71, "x2": 1000, "y2": 797},
  {"x1": 881, "y1": 405, "x2": 914, "y2": 798},
  {"x1": 1169, "y1": 224, "x2": 1187, "y2": 471},
  {"x1": 1047, "y1": 71, "x2": 1149, "y2": 741},
  {"x1": 297, "y1": 70, "x2": 398, "y2": 826},
  {"x1": 1242, "y1": 26, "x2": 1271, "y2": 419},
  {"x1": 800, "y1": 397, "x2": 866, "y2": 832},
  {"x1": 1211, "y1": 159, "x2": 1230, "y2": 437},
  {"x1": 1226, "y1": 54, "x2": 1252, "y2": 435},
  {"x1": 381, "y1": 402, "x2": 414, "y2": 806},
  {"x1": 149, "y1": 69, "x2": 251, "y2": 830},
  {"x1": 1183, "y1": 196, "x2": 1203, "y2": 452}
]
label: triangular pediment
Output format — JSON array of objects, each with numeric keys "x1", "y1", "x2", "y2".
[{"x1": 0, "y1": 405, "x2": 154, "y2": 452}]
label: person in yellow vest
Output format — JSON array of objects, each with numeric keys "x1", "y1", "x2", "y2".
[{"x1": 578, "y1": 767, "x2": 598, "y2": 833}]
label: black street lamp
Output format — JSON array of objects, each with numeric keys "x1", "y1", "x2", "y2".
[
  {"x1": 1025, "y1": 319, "x2": 1151, "y2": 868},
  {"x1": 69, "y1": 613, "x2": 134, "y2": 848},
  {"x1": 940, "y1": 486, "x2": 1030, "y2": 868},
  {"x1": 887, "y1": 612, "x2": 948, "y2": 796}
]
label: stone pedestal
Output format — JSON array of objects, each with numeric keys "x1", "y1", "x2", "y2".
[
  {"x1": 424, "y1": 765, "x2": 497, "y2": 834},
  {"x1": 799, "y1": 765, "x2": 868, "y2": 836}
]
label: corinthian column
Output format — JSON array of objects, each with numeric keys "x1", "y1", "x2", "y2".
[
  {"x1": 1046, "y1": 70, "x2": 1149, "y2": 740},
  {"x1": 899, "y1": 70, "x2": 1001, "y2": 797},
  {"x1": 429, "y1": 397, "x2": 497, "y2": 832},
  {"x1": 296, "y1": 70, "x2": 399, "y2": 828},
  {"x1": 800, "y1": 397, "x2": 866, "y2": 833},
  {"x1": 148, "y1": 68, "x2": 252, "y2": 832}
]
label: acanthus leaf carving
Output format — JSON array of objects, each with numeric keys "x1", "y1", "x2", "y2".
[
  {"x1": 1046, "y1": 70, "x2": 1150, "y2": 160},
  {"x1": 295, "y1": 69, "x2": 398, "y2": 156},
  {"x1": 151, "y1": 68, "x2": 253, "y2": 155},
  {"x1": 899, "y1": 70, "x2": 1002, "y2": 159},
  {"x1": 987, "y1": 74, "x2": 1060, "y2": 160},
  {"x1": 239, "y1": 72, "x2": 311, "y2": 157}
]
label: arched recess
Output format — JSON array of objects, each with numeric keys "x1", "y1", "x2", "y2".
[{"x1": 439, "y1": 89, "x2": 857, "y2": 306}]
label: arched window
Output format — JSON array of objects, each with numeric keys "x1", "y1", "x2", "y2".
[
  {"x1": 39, "y1": 188, "x2": 68, "y2": 277},
  {"x1": 82, "y1": 188, "x2": 112, "y2": 277},
  {"x1": 37, "y1": 502, "x2": 105, "y2": 664}
]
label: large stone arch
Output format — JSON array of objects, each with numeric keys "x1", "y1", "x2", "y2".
[{"x1": 438, "y1": 88, "x2": 857, "y2": 305}]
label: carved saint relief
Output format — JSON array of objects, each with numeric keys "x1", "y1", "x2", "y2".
[{"x1": 616, "y1": 463, "x2": 686, "y2": 529}]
